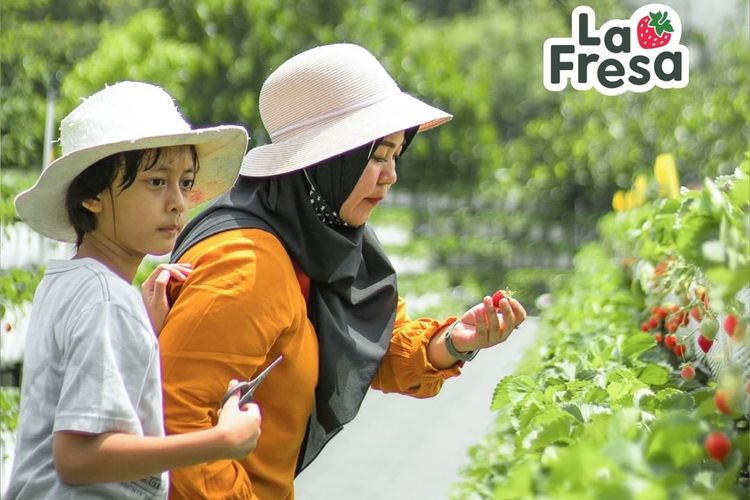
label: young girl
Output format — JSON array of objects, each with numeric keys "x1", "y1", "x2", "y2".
[{"x1": 7, "y1": 81, "x2": 261, "y2": 499}]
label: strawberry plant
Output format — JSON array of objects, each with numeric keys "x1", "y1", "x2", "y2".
[
  {"x1": 454, "y1": 243, "x2": 747, "y2": 498},
  {"x1": 453, "y1": 158, "x2": 749, "y2": 498}
]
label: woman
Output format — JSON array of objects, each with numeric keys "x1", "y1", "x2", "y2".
[{"x1": 159, "y1": 44, "x2": 526, "y2": 499}]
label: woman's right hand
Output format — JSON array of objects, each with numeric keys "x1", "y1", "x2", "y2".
[{"x1": 216, "y1": 380, "x2": 262, "y2": 459}]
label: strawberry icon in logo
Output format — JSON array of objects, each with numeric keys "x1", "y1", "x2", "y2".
[{"x1": 637, "y1": 11, "x2": 674, "y2": 48}]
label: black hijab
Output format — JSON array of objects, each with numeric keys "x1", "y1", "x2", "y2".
[{"x1": 171, "y1": 127, "x2": 418, "y2": 474}]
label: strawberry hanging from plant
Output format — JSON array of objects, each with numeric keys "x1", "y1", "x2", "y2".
[
  {"x1": 637, "y1": 11, "x2": 674, "y2": 49},
  {"x1": 704, "y1": 431, "x2": 732, "y2": 462}
]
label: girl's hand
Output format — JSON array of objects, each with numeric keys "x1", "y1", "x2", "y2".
[
  {"x1": 448, "y1": 296, "x2": 527, "y2": 353},
  {"x1": 216, "y1": 380, "x2": 262, "y2": 459},
  {"x1": 141, "y1": 263, "x2": 192, "y2": 335}
]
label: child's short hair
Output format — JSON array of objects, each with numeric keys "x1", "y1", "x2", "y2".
[{"x1": 65, "y1": 146, "x2": 199, "y2": 247}]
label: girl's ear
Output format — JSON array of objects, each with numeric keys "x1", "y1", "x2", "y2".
[{"x1": 81, "y1": 195, "x2": 102, "y2": 214}]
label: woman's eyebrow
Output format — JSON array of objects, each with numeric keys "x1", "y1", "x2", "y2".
[{"x1": 378, "y1": 140, "x2": 404, "y2": 150}]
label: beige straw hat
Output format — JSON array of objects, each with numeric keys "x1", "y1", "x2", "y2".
[
  {"x1": 15, "y1": 81, "x2": 248, "y2": 242},
  {"x1": 241, "y1": 43, "x2": 452, "y2": 177}
]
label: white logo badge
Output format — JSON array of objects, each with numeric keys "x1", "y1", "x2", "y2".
[{"x1": 544, "y1": 4, "x2": 689, "y2": 95}]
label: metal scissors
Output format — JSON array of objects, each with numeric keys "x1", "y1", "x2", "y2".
[{"x1": 220, "y1": 355, "x2": 283, "y2": 407}]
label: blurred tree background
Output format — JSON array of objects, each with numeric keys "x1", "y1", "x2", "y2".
[{"x1": 2, "y1": 0, "x2": 748, "y2": 305}]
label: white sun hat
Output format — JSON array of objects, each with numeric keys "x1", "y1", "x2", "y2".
[
  {"x1": 241, "y1": 43, "x2": 452, "y2": 177},
  {"x1": 15, "y1": 81, "x2": 248, "y2": 243}
]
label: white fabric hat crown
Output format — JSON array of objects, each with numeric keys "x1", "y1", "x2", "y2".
[
  {"x1": 15, "y1": 81, "x2": 248, "y2": 242},
  {"x1": 241, "y1": 43, "x2": 452, "y2": 177}
]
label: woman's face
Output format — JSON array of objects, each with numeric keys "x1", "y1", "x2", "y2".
[{"x1": 339, "y1": 130, "x2": 405, "y2": 227}]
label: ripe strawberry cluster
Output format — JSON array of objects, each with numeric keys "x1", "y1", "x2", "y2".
[
  {"x1": 639, "y1": 284, "x2": 749, "y2": 467},
  {"x1": 640, "y1": 302, "x2": 689, "y2": 356},
  {"x1": 640, "y1": 289, "x2": 746, "y2": 364}
]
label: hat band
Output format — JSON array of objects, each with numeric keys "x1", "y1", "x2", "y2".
[{"x1": 269, "y1": 89, "x2": 399, "y2": 142}]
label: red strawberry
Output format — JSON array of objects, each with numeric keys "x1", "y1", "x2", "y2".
[
  {"x1": 491, "y1": 290, "x2": 513, "y2": 308},
  {"x1": 641, "y1": 323, "x2": 650, "y2": 332},
  {"x1": 714, "y1": 389, "x2": 733, "y2": 415},
  {"x1": 680, "y1": 364, "x2": 695, "y2": 381},
  {"x1": 666, "y1": 318, "x2": 680, "y2": 333},
  {"x1": 637, "y1": 11, "x2": 674, "y2": 49},
  {"x1": 654, "y1": 260, "x2": 670, "y2": 276},
  {"x1": 655, "y1": 332, "x2": 663, "y2": 344},
  {"x1": 647, "y1": 318, "x2": 659, "y2": 330},
  {"x1": 672, "y1": 344, "x2": 685, "y2": 357},
  {"x1": 704, "y1": 431, "x2": 732, "y2": 462},
  {"x1": 697, "y1": 334, "x2": 714, "y2": 353},
  {"x1": 690, "y1": 307, "x2": 702, "y2": 322},
  {"x1": 664, "y1": 334, "x2": 677, "y2": 349},
  {"x1": 723, "y1": 314, "x2": 738, "y2": 337}
]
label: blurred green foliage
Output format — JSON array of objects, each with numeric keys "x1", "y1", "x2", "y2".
[
  {"x1": 0, "y1": 387, "x2": 21, "y2": 442},
  {"x1": 493, "y1": 35, "x2": 750, "y2": 219},
  {"x1": 2, "y1": 2, "x2": 94, "y2": 171},
  {"x1": 60, "y1": 0, "x2": 419, "y2": 144},
  {"x1": 0, "y1": 170, "x2": 36, "y2": 227},
  {"x1": 2, "y1": 0, "x2": 747, "y2": 297}
]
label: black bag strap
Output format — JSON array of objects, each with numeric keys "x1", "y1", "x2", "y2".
[{"x1": 170, "y1": 209, "x2": 273, "y2": 263}]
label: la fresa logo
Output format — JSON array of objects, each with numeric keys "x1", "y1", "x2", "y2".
[{"x1": 544, "y1": 4, "x2": 689, "y2": 95}]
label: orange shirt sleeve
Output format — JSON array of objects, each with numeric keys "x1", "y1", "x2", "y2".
[
  {"x1": 371, "y1": 297, "x2": 462, "y2": 397},
  {"x1": 159, "y1": 229, "x2": 316, "y2": 500}
]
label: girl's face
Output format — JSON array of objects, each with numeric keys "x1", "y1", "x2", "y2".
[
  {"x1": 339, "y1": 130, "x2": 405, "y2": 227},
  {"x1": 85, "y1": 145, "x2": 196, "y2": 257}
]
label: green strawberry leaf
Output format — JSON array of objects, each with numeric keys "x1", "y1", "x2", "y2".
[
  {"x1": 675, "y1": 214, "x2": 718, "y2": 264},
  {"x1": 527, "y1": 407, "x2": 578, "y2": 450},
  {"x1": 645, "y1": 411, "x2": 703, "y2": 468},
  {"x1": 638, "y1": 364, "x2": 670, "y2": 386},
  {"x1": 648, "y1": 11, "x2": 674, "y2": 36},
  {"x1": 620, "y1": 332, "x2": 656, "y2": 360},
  {"x1": 491, "y1": 375, "x2": 536, "y2": 410},
  {"x1": 653, "y1": 388, "x2": 694, "y2": 411},
  {"x1": 728, "y1": 175, "x2": 750, "y2": 208}
]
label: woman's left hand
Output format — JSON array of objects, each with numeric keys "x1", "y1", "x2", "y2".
[
  {"x1": 448, "y1": 296, "x2": 527, "y2": 353},
  {"x1": 141, "y1": 263, "x2": 192, "y2": 335}
]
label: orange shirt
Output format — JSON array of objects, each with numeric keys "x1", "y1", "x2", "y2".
[{"x1": 159, "y1": 228, "x2": 460, "y2": 499}]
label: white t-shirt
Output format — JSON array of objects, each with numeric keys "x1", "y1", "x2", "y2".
[{"x1": 6, "y1": 258, "x2": 168, "y2": 499}]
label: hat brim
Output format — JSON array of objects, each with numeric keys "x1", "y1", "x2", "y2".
[
  {"x1": 240, "y1": 91, "x2": 451, "y2": 177},
  {"x1": 15, "y1": 125, "x2": 248, "y2": 243}
]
